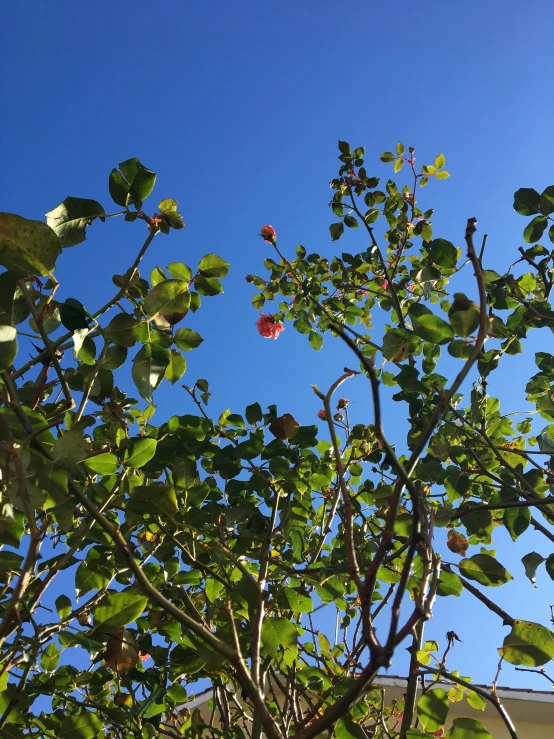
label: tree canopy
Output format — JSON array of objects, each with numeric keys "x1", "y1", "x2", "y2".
[{"x1": 1, "y1": 144, "x2": 554, "y2": 738}]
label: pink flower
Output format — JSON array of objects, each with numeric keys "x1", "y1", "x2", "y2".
[
  {"x1": 382, "y1": 280, "x2": 389, "y2": 290},
  {"x1": 256, "y1": 314, "x2": 284, "y2": 339},
  {"x1": 260, "y1": 225, "x2": 277, "y2": 244},
  {"x1": 317, "y1": 410, "x2": 327, "y2": 420},
  {"x1": 337, "y1": 398, "x2": 349, "y2": 409},
  {"x1": 139, "y1": 652, "x2": 150, "y2": 662}
]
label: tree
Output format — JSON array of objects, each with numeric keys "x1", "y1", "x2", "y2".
[{"x1": 0, "y1": 143, "x2": 553, "y2": 739}]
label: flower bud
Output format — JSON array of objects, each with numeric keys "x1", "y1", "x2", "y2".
[{"x1": 260, "y1": 225, "x2": 277, "y2": 244}]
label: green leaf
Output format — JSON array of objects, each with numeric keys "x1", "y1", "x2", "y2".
[
  {"x1": 76, "y1": 554, "x2": 113, "y2": 597},
  {"x1": 437, "y1": 570, "x2": 463, "y2": 597},
  {"x1": 500, "y1": 619, "x2": 554, "y2": 666},
  {"x1": 102, "y1": 346, "x2": 127, "y2": 370},
  {"x1": 0, "y1": 325, "x2": 17, "y2": 371},
  {"x1": 84, "y1": 452, "x2": 119, "y2": 475},
  {"x1": 521, "y1": 552, "x2": 545, "y2": 586},
  {"x1": 132, "y1": 344, "x2": 169, "y2": 403},
  {"x1": 436, "y1": 170, "x2": 450, "y2": 180},
  {"x1": 411, "y1": 313, "x2": 454, "y2": 345},
  {"x1": 205, "y1": 578, "x2": 224, "y2": 602},
  {"x1": 261, "y1": 617, "x2": 298, "y2": 659},
  {"x1": 123, "y1": 437, "x2": 157, "y2": 468},
  {"x1": 416, "y1": 266, "x2": 442, "y2": 283},
  {"x1": 246, "y1": 402, "x2": 263, "y2": 424},
  {"x1": 396, "y1": 142, "x2": 405, "y2": 156},
  {"x1": 393, "y1": 157, "x2": 404, "y2": 173},
  {"x1": 126, "y1": 485, "x2": 178, "y2": 517},
  {"x1": 158, "y1": 198, "x2": 185, "y2": 230},
  {"x1": 75, "y1": 332, "x2": 96, "y2": 365},
  {"x1": 309, "y1": 331, "x2": 323, "y2": 351},
  {"x1": 448, "y1": 339, "x2": 473, "y2": 359},
  {"x1": 523, "y1": 215, "x2": 548, "y2": 243},
  {"x1": 435, "y1": 153, "x2": 446, "y2": 169},
  {"x1": 459, "y1": 554, "x2": 512, "y2": 587},
  {"x1": 164, "y1": 349, "x2": 187, "y2": 384},
  {"x1": 150, "y1": 266, "x2": 166, "y2": 287},
  {"x1": 380, "y1": 151, "x2": 396, "y2": 162},
  {"x1": 428, "y1": 239, "x2": 458, "y2": 270},
  {"x1": 0, "y1": 512, "x2": 25, "y2": 547},
  {"x1": 55, "y1": 594, "x2": 72, "y2": 620},
  {"x1": 382, "y1": 328, "x2": 422, "y2": 362},
  {"x1": 277, "y1": 587, "x2": 313, "y2": 613},
  {"x1": 0, "y1": 213, "x2": 61, "y2": 276},
  {"x1": 503, "y1": 504, "x2": 530, "y2": 541},
  {"x1": 545, "y1": 553, "x2": 554, "y2": 580},
  {"x1": 144, "y1": 279, "x2": 191, "y2": 325},
  {"x1": 109, "y1": 158, "x2": 156, "y2": 207},
  {"x1": 540, "y1": 185, "x2": 554, "y2": 215},
  {"x1": 417, "y1": 689, "x2": 449, "y2": 732},
  {"x1": 59, "y1": 298, "x2": 91, "y2": 331},
  {"x1": 335, "y1": 717, "x2": 366, "y2": 739},
  {"x1": 167, "y1": 262, "x2": 192, "y2": 281},
  {"x1": 466, "y1": 691, "x2": 486, "y2": 711},
  {"x1": 198, "y1": 254, "x2": 230, "y2": 278},
  {"x1": 51, "y1": 424, "x2": 92, "y2": 466},
  {"x1": 446, "y1": 718, "x2": 492, "y2": 739},
  {"x1": 344, "y1": 215, "x2": 359, "y2": 228},
  {"x1": 105, "y1": 313, "x2": 140, "y2": 348},
  {"x1": 0, "y1": 270, "x2": 17, "y2": 326},
  {"x1": 448, "y1": 293, "x2": 481, "y2": 337},
  {"x1": 128, "y1": 165, "x2": 156, "y2": 203},
  {"x1": 0, "y1": 551, "x2": 24, "y2": 572},
  {"x1": 513, "y1": 187, "x2": 541, "y2": 216},
  {"x1": 93, "y1": 592, "x2": 148, "y2": 630},
  {"x1": 338, "y1": 140, "x2": 351, "y2": 155},
  {"x1": 45, "y1": 197, "x2": 105, "y2": 248},
  {"x1": 194, "y1": 275, "x2": 223, "y2": 296},
  {"x1": 174, "y1": 327, "x2": 203, "y2": 351},
  {"x1": 59, "y1": 711, "x2": 104, "y2": 739},
  {"x1": 109, "y1": 168, "x2": 129, "y2": 206},
  {"x1": 330, "y1": 222, "x2": 344, "y2": 242}
]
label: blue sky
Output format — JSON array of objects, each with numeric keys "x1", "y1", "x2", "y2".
[{"x1": 2, "y1": 0, "x2": 554, "y2": 692}]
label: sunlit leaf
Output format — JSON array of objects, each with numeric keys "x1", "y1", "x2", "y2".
[
  {"x1": 500, "y1": 619, "x2": 554, "y2": 666},
  {"x1": 45, "y1": 197, "x2": 105, "y2": 247},
  {"x1": 0, "y1": 213, "x2": 61, "y2": 276}
]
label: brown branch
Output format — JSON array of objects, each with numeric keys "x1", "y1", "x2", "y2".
[
  {"x1": 443, "y1": 565, "x2": 514, "y2": 626},
  {"x1": 399, "y1": 620, "x2": 424, "y2": 739},
  {"x1": 251, "y1": 486, "x2": 281, "y2": 689},
  {"x1": 0, "y1": 518, "x2": 49, "y2": 648},
  {"x1": 313, "y1": 370, "x2": 362, "y2": 592},
  {"x1": 224, "y1": 602, "x2": 285, "y2": 739},
  {"x1": 456, "y1": 496, "x2": 554, "y2": 517},
  {"x1": 347, "y1": 189, "x2": 406, "y2": 329},
  {"x1": 18, "y1": 280, "x2": 75, "y2": 411},
  {"x1": 295, "y1": 659, "x2": 379, "y2": 739}
]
